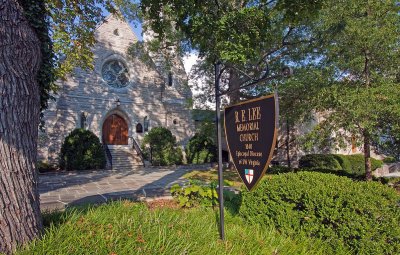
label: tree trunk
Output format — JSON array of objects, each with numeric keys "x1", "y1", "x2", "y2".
[
  {"x1": 363, "y1": 131, "x2": 372, "y2": 181},
  {"x1": 228, "y1": 69, "x2": 241, "y2": 104},
  {"x1": 286, "y1": 118, "x2": 291, "y2": 168},
  {"x1": 0, "y1": 1, "x2": 43, "y2": 254}
]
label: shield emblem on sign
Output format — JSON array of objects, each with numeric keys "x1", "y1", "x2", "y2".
[{"x1": 224, "y1": 94, "x2": 278, "y2": 191}]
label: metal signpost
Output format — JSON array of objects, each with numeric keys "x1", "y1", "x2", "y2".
[{"x1": 214, "y1": 62, "x2": 292, "y2": 240}]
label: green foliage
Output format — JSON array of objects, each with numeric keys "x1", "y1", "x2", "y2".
[
  {"x1": 36, "y1": 161, "x2": 57, "y2": 173},
  {"x1": 170, "y1": 180, "x2": 239, "y2": 212},
  {"x1": 299, "y1": 154, "x2": 342, "y2": 170},
  {"x1": 59, "y1": 129, "x2": 106, "y2": 171},
  {"x1": 375, "y1": 127, "x2": 400, "y2": 161},
  {"x1": 170, "y1": 180, "x2": 218, "y2": 208},
  {"x1": 18, "y1": 0, "x2": 56, "y2": 118},
  {"x1": 141, "y1": 127, "x2": 182, "y2": 166},
  {"x1": 267, "y1": 165, "x2": 293, "y2": 174},
  {"x1": 186, "y1": 134, "x2": 216, "y2": 164},
  {"x1": 299, "y1": 154, "x2": 383, "y2": 177},
  {"x1": 240, "y1": 172, "x2": 400, "y2": 254},
  {"x1": 383, "y1": 156, "x2": 397, "y2": 164},
  {"x1": 344, "y1": 154, "x2": 383, "y2": 175},
  {"x1": 16, "y1": 201, "x2": 346, "y2": 255},
  {"x1": 296, "y1": 0, "x2": 400, "y2": 177}
]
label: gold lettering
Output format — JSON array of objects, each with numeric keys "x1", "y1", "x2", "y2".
[
  {"x1": 235, "y1": 111, "x2": 240, "y2": 123},
  {"x1": 241, "y1": 110, "x2": 246, "y2": 122}
]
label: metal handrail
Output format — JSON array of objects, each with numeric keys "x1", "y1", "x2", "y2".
[
  {"x1": 102, "y1": 136, "x2": 113, "y2": 170},
  {"x1": 130, "y1": 137, "x2": 146, "y2": 167}
]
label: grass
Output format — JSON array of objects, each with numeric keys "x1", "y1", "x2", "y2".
[
  {"x1": 183, "y1": 168, "x2": 243, "y2": 188},
  {"x1": 16, "y1": 201, "x2": 348, "y2": 255}
]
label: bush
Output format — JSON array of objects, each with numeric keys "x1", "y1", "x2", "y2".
[
  {"x1": 170, "y1": 180, "x2": 239, "y2": 210},
  {"x1": 170, "y1": 180, "x2": 218, "y2": 208},
  {"x1": 345, "y1": 154, "x2": 383, "y2": 175},
  {"x1": 299, "y1": 154, "x2": 342, "y2": 170},
  {"x1": 267, "y1": 165, "x2": 293, "y2": 174},
  {"x1": 186, "y1": 134, "x2": 217, "y2": 164},
  {"x1": 36, "y1": 161, "x2": 57, "y2": 173},
  {"x1": 239, "y1": 172, "x2": 400, "y2": 254},
  {"x1": 141, "y1": 127, "x2": 183, "y2": 166},
  {"x1": 59, "y1": 129, "x2": 106, "y2": 170},
  {"x1": 383, "y1": 156, "x2": 396, "y2": 164},
  {"x1": 299, "y1": 154, "x2": 383, "y2": 177}
]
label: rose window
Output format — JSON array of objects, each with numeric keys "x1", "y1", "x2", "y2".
[{"x1": 102, "y1": 60, "x2": 129, "y2": 88}]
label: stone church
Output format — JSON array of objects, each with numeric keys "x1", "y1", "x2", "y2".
[{"x1": 38, "y1": 15, "x2": 195, "y2": 168}]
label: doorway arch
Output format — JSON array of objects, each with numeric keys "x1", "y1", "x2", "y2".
[{"x1": 102, "y1": 114, "x2": 128, "y2": 145}]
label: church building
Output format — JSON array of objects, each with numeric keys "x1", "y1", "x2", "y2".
[{"x1": 38, "y1": 15, "x2": 195, "y2": 168}]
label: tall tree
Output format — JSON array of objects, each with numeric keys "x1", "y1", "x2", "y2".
[
  {"x1": 0, "y1": 2, "x2": 44, "y2": 253},
  {"x1": 140, "y1": 0, "x2": 323, "y2": 104},
  {"x1": 0, "y1": 1, "x2": 138, "y2": 253},
  {"x1": 298, "y1": 0, "x2": 400, "y2": 180}
]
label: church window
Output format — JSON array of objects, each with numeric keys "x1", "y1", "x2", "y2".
[
  {"x1": 173, "y1": 119, "x2": 178, "y2": 125},
  {"x1": 168, "y1": 72, "x2": 173, "y2": 86},
  {"x1": 113, "y1": 29, "x2": 119, "y2": 36},
  {"x1": 136, "y1": 123, "x2": 143, "y2": 133},
  {"x1": 102, "y1": 60, "x2": 129, "y2": 88},
  {"x1": 80, "y1": 112, "x2": 87, "y2": 129},
  {"x1": 144, "y1": 116, "x2": 149, "y2": 132}
]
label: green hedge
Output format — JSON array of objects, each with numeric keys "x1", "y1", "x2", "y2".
[
  {"x1": 59, "y1": 129, "x2": 106, "y2": 171},
  {"x1": 267, "y1": 165, "x2": 293, "y2": 174},
  {"x1": 299, "y1": 154, "x2": 342, "y2": 170},
  {"x1": 239, "y1": 172, "x2": 400, "y2": 254},
  {"x1": 299, "y1": 154, "x2": 383, "y2": 177}
]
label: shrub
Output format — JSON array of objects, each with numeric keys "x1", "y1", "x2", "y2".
[
  {"x1": 170, "y1": 180, "x2": 238, "y2": 209},
  {"x1": 170, "y1": 180, "x2": 218, "y2": 208},
  {"x1": 141, "y1": 127, "x2": 183, "y2": 166},
  {"x1": 186, "y1": 134, "x2": 217, "y2": 164},
  {"x1": 299, "y1": 154, "x2": 383, "y2": 178},
  {"x1": 59, "y1": 129, "x2": 106, "y2": 170},
  {"x1": 36, "y1": 161, "x2": 57, "y2": 173},
  {"x1": 299, "y1": 154, "x2": 342, "y2": 170},
  {"x1": 383, "y1": 156, "x2": 396, "y2": 164},
  {"x1": 239, "y1": 172, "x2": 400, "y2": 254},
  {"x1": 267, "y1": 165, "x2": 293, "y2": 174},
  {"x1": 345, "y1": 154, "x2": 383, "y2": 175}
]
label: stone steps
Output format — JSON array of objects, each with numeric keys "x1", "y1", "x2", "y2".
[{"x1": 107, "y1": 145, "x2": 144, "y2": 170}]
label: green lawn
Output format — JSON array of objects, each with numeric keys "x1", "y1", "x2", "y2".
[
  {"x1": 182, "y1": 168, "x2": 243, "y2": 188},
  {"x1": 16, "y1": 201, "x2": 347, "y2": 255}
]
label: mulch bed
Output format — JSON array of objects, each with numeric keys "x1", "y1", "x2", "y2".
[{"x1": 146, "y1": 199, "x2": 179, "y2": 210}]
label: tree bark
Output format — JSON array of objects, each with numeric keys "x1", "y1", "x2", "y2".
[
  {"x1": 363, "y1": 131, "x2": 372, "y2": 181},
  {"x1": 286, "y1": 118, "x2": 291, "y2": 168},
  {"x1": 0, "y1": 1, "x2": 43, "y2": 254}
]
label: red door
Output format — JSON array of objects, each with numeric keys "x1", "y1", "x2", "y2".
[{"x1": 102, "y1": 114, "x2": 128, "y2": 145}]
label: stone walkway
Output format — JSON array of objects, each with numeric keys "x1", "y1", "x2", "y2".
[{"x1": 39, "y1": 164, "x2": 213, "y2": 211}]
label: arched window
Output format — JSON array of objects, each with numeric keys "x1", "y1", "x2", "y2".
[
  {"x1": 102, "y1": 60, "x2": 129, "y2": 88},
  {"x1": 80, "y1": 112, "x2": 87, "y2": 129},
  {"x1": 136, "y1": 123, "x2": 143, "y2": 133},
  {"x1": 168, "y1": 72, "x2": 173, "y2": 86},
  {"x1": 143, "y1": 116, "x2": 149, "y2": 132}
]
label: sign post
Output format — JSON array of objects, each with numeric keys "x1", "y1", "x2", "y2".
[
  {"x1": 215, "y1": 62, "x2": 225, "y2": 240},
  {"x1": 214, "y1": 61, "x2": 291, "y2": 240}
]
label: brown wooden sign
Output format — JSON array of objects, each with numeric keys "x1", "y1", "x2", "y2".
[{"x1": 224, "y1": 95, "x2": 277, "y2": 191}]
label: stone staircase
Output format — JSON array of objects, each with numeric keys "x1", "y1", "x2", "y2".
[{"x1": 108, "y1": 145, "x2": 144, "y2": 170}]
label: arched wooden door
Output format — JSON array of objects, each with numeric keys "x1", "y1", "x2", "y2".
[{"x1": 102, "y1": 114, "x2": 128, "y2": 145}]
